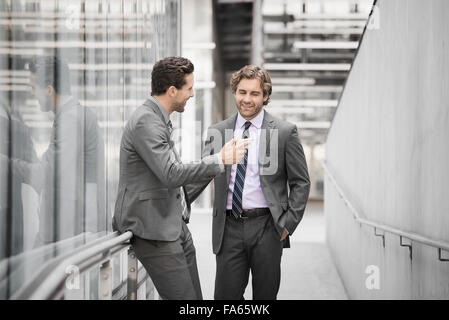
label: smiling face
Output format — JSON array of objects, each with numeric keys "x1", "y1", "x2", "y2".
[
  {"x1": 234, "y1": 78, "x2": 268, "y2": 120},
  {"x1": 171, "y1": 72, "x2": 194, "y2": 113}
]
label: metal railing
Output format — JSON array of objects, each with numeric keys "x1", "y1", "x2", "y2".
[
  {"x1": 322, "y1": 161, "x2": 449, "y2": 262},
  {"x1": 10, "y1": 231, "x2": 154, "y2": 300}
]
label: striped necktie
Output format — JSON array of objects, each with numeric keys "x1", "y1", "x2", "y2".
[
  {"x1": 231, "y1": 121, "x2": 252, "y2": 218},
  {"x1": 167, "y1": 120, "x2": 189, "y2": 222}
]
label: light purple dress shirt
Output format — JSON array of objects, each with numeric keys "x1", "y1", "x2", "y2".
[{"x1": 226, "y1": 110, "x2": 269, "y2": 210}]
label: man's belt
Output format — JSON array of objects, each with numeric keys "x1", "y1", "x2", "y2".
[{"x1": 226, "y1": 208, "x2": 271, "y2": 219}]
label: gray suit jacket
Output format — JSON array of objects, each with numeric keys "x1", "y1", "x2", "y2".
[
  {"x1": 186, "y1": 111, "x2": 310, "y2": 254},
  {"x1": 13, "y1": 97, "x2": 105, "y2": 246},
  {"x1": 112, "y1": 98, "x2": 223, "y2": 241}
]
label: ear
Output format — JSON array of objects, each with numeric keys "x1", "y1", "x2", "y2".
[
  {"x1": 167, "y1": 86, "x2": 177, "y2": 97},
  {"x1": 263, "y1": 94, "x2": 269, "y2": 103},
  {"x1": 46, "y1": 85, "x2": 55, "y2": 97}
]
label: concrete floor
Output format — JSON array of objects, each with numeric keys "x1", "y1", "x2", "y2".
[{"x1": 188, "y1": 200, "x2": 348, "y2": 300}]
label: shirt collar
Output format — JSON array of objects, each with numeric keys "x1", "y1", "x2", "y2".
[
  {"x1": 149, "y1": 95, "x2": 170, "y2": 125},
  {"x1": 236, "y1": 109, "x2": 265, "y2": 130}
]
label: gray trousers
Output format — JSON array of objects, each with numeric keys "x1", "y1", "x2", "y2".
[
  {"x1": 131, "y1": 221, "x2": 202, "y2": 300},
  {"x1": 214, "y1": 213, "x2": 284, "y2": 300}
]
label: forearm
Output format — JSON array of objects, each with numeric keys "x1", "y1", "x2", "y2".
[{"x1": 162, "y1": 155, "x2": 222, "y2": 188}]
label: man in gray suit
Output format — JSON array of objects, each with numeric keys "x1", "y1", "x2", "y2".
[
  {"x1": 14, "y1": 56, "x2": 105, "y2": 246},
  {"x1": 187, "y1": 65, "x2": 310, "y2": 300},
  {"x1": 112, "y1": 57, "x2": 248, "y2": 300}
]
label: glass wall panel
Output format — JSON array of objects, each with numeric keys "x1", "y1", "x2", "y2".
[
  {"x1": 0, "y1": 0, "x2": 180, "y2": 299},
  {"x1": 181, "y1": 0, "x2": 215, "y2": 209}
]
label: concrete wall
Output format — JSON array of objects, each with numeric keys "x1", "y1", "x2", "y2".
[{"x1": 325, "y1": 0, "x2": 449, "y2": 299}]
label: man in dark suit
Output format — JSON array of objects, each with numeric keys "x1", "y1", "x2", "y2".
[
  {"x1": 112, "y1": 56, "x2": 248, "y2": 300},
  {"x1": 187, "y1": 65, "x2": 310, "y2": 300}
]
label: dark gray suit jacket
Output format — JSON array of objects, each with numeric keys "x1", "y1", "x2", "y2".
[
  {"x1": 186, "y1": 111, "x2": 310, "y2": 254},
  {"x1": 13, "y1": 97, "x2": 105, "y2": 246},
  {"x1": 112, "y1": 98, "x2": 223, "y2": 241}
]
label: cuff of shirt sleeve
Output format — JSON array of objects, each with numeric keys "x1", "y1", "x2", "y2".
[{"x1": 214, "y1": 152, "x2": 225, "y2": 172}]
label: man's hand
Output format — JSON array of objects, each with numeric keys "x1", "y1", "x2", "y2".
[
  {"x1": 280, "y1": 228, "x2": 289, "y2": 241},
  {"x1": 220, "y1": 138, "x2": 250, "y2": 165}
]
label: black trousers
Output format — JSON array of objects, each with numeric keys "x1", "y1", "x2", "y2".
[
  {"x1": 214, "y1": 213, "x2": 284, "y2": 300},
  {"x1": 132, "y1": 221, "x2": 202, "y2": 300}
]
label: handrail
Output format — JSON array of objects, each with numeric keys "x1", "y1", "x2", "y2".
[
  {"x1": 0, "y1": 232, "x2": 102, "y2": 280},
  {"x1": 11, "y1": 231, "x2": 135, "y2": 300},
  {"x1": 321, "y1": 160, "x2": 449, "y2": 259},
  {"x1": 9, "y1": 231, "x2": 124, "y2": 299}
]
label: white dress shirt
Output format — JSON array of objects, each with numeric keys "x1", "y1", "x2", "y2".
[{"x1": 226, "y1": 110, "x2": 269, "y2": 210}]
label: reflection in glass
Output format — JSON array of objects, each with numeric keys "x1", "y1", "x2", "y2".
[
  {"x1": 14, "y1": 56, "x2": 106, "y2": 246},
  {"x1": 0, "y1": 0, "x2": 180, "y2": 299}
]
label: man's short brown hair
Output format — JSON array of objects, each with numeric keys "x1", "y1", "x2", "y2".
[
  {"x1": 230, "y1": 65, "x2": 272, "y2": 105},
  {"x1": 151, "y1": 56, "x2": 194, "y2": 95}
]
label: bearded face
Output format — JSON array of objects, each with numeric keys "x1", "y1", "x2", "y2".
[{"x1": 234, "y1": 78, "x2": 267, "y2": 120}]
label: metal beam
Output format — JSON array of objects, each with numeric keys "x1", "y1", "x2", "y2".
[
  {"x1": 272, "y1": 85, "x2": 343, "y2": 93},
  {"x1": 264, "y1": 27, "x2": 363, "y2": 35},
  {"x1": 269, "y1": 99, "x2": 338, "y2": 107},
  {"x1": 292, "y1": 41, "x2": 359, "y2": 50},
  {"x1": 296, "y1": 121, "x2": 331, "y2": 129},
  {"x1": 264, "y1": 63, "x2": 351, "y2": 71}
]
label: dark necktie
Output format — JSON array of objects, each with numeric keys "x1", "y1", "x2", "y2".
[
  {"x1": 231, "y1": 121, "x2": 251, "y2": 218},
  {"x1": 167, "y1": 120, "x2": 189, "y2": 222}
]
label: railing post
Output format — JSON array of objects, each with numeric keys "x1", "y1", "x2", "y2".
[
  {"x1": 137, "y1": 278, "x2": 146, "y2": 300},
  {"x1": 374, "y1": 227, "x2": 386, "y2": 248},
  {"x1": 400, "y1": 236, "x2": 413, "y2": 260},
  {"x1": 99, "y1": 260, "x2": 112, "y2": 300},
  {"x1": 127, "y1": 248, "x2": 138, "y2": 300},
  {"x1": 438, "y1": 248, "x2": 449, "y2": 262}
]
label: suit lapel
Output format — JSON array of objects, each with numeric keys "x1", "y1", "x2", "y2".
[
  {"x1": 259, "y1": 111, "x2": 276, "y2": 172},
  {"x1": 224, "y1": 114, "x2": 238, "y2": 188}
]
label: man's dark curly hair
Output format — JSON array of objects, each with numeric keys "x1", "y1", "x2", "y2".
[{"x1": 151, "y1": 57, "x2": 194, "y2": 95}]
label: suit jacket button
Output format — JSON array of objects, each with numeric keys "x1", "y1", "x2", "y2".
[{"x1": 177, "y1": 194, "x2": 181, "y2": 199}]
